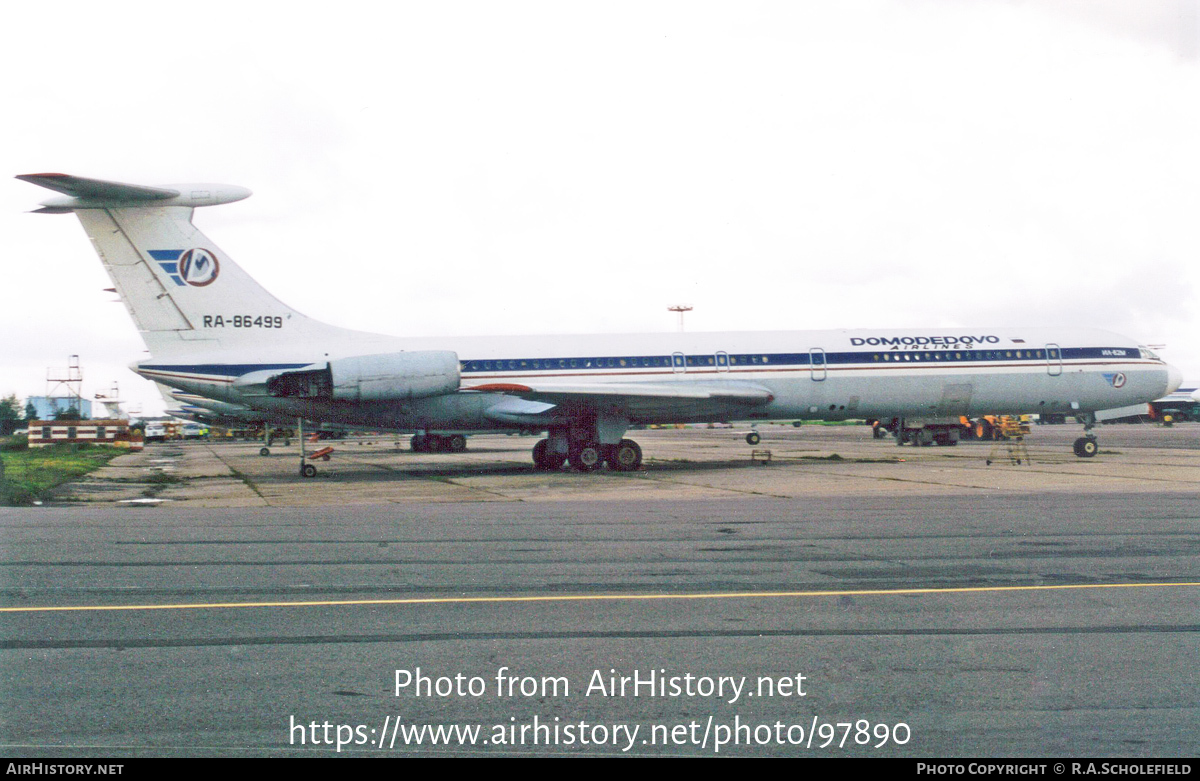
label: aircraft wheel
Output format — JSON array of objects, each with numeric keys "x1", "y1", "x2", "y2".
[
  {"x1": 745, "y1": 432, "x2": 761, "y2": 445},
  {"x1": 259, "y1": 447, "x2": 270, "y2": 456},
  {"x1": 1074, "y1": 437, "x2": 1098, "y2": 458},
  {"x1": 300, "y1": 463, "x2": 317, "y2": 478},
  {"x1": 569, "y1": 442, "x2": 604, "y2": 472},
  {"x1": 607, "y1": 439, "x2": 642, "y2": 472},
  {"x1": 532, "y1": 439, "x2": 565, "y2": 470},
  {"x1": 411, "y1": 434, "x2": 427, "y2": 452},
  {"x1": 448, "y1": 434, "x2": 467, "y2": 453}
]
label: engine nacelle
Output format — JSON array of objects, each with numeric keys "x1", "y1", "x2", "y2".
[
  {"x1": 330, "y1": 351, "x2": 460, "y2": 401},
  {"x1": 261, "y1": 351, "x2": 460, "y2": 401}
]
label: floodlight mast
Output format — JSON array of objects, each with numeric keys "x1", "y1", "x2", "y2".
[{"x1": 668, "y1": 305, "x2": 693, "y2": 332}]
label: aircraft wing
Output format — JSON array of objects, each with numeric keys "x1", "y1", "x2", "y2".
[{"x1": 471, "y1": 380, "x2": 774, "y2": 425}]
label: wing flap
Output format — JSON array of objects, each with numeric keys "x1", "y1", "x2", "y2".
[
  {"x1": 476, "y1": 380, "x2": 775, "y2": 426},
  {"x1": 467, "y1": 380, "x2": 774, "y2": 403}
]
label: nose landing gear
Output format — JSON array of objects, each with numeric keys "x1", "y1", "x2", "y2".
[
  {"x1": 1073, "y1": 413, "x2": 1098, "y2": 458},
  {"x1": 1073, "y1": 436, "x2": 1098, "y2": 458}
]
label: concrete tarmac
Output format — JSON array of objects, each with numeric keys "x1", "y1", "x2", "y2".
[{"x1": 1, "y1": 424, "x2": 1197, "y2": 757}]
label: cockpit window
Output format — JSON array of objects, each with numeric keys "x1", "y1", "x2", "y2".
[{"x1": 1139, "y1": 346, "x2": 1160, "y2": 361}]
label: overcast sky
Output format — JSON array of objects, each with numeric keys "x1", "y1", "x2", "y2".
[{"x1": 2, "y1": 0, "x2": 1197, "y2": 416}]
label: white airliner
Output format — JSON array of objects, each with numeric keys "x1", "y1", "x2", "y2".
[{"x1": 20, "y1": 173, "x2": 1183, "y2": 475}]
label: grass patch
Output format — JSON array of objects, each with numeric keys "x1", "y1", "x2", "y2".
[
  {"x1": 0, "y1": 444, "x2": 123, "y2": 505},
  {"x1": 0, "y1": 434, "x2": 29, "y2": 452}
]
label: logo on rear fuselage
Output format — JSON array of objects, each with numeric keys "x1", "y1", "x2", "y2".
[{"x1": 148, "y1": 249, "x2": 220, "y2": 287}]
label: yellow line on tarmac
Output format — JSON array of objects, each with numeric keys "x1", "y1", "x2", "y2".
[{"x1": 1, "y1": 582, "x2": 1198, "y2": 614}]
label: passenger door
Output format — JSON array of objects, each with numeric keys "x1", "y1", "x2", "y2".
[
  {"x1": 810, "y1": 348, "x2": 827, "y2": 381},
  {"x1": 1046, "y1": 344, "x2": 1062, "y2": 376}
]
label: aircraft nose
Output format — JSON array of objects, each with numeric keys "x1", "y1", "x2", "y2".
[{"x1": 1166, "y1": 363, "x2": 1183, "y2": 395}]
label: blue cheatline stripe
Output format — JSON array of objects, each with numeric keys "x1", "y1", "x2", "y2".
[
  {"x1": 147, "y1": 249, "x2": 183, "y2": 260},
  {"x1": 460, "y1": 347, "x2": 1146, "y2": 374}
]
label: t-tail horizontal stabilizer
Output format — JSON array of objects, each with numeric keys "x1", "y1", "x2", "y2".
[{"x1": 18, "y1": 173, "x2": 250, "y2": 213}]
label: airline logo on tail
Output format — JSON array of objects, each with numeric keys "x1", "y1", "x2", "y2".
[{"x1": 148, "y1": 248, "x2": 220, "y2": 287}]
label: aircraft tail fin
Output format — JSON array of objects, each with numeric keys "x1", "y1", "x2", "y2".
[{"x1": 19, "y1": 173, "x2": 351, "y2": 358}]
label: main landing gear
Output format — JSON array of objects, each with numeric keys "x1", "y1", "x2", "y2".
[
  {"x1": 410, "y1": 433, "x2": 467, "y2": 453},
  {"x1": 532, "y1": 434, "x2": 643, "y2": 472}
]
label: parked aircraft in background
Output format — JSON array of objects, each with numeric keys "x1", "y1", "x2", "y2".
[
  {"x1": 158, "y1": 383, "x2": 353, "y2": 451},
  {"x1": 20, "y1": 173, "x2": 1183, "y2": 475}
]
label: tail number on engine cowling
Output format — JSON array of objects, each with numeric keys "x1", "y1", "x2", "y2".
[{"x1": 202, "y1": 315, "x2": 285, "y2": 328}]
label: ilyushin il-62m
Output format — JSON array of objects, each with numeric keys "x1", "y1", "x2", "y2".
[{"x1": 20, "y1": 173, "x2": 1183, "y2": 476}]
